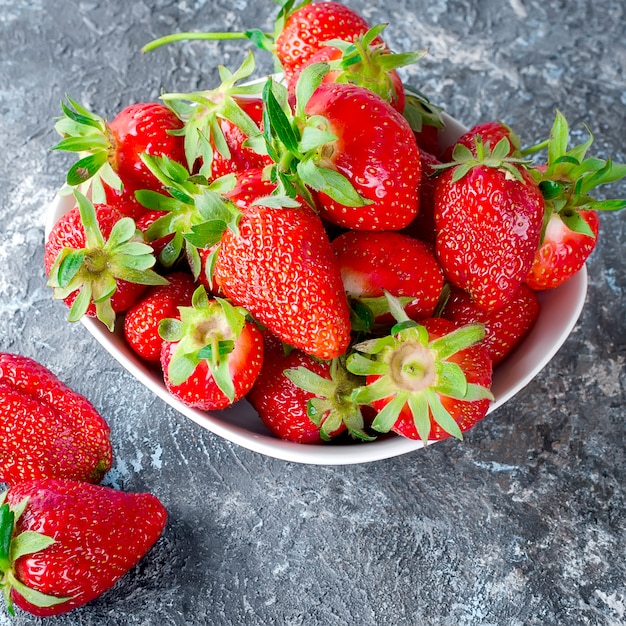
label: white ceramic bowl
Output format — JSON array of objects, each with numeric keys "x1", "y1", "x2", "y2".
[{"x1": 45, "y1": 112, "x2": 587, "y2": 465}]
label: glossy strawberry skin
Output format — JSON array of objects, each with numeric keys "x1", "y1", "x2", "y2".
[
  {"x1": 214, "y1": 170, "x2": 351, "y2": 360},
  {"x1": 442, "y1": 284, "x2": 540, "y2": 365},
  {"x1": 108, "y1": 102, "x2": 185, "y2": 191},
  {"x1": 0, "y1": 354, "x2": 112, "y2": 486},
  {"x1": 160, "y1": 319, "x2": 264, "y2": 411},
  {"x1": 332, "y1": 230, "x2": 444, "y2": 322},
  {"x1": 124, "y1": 272, "x2": 196, "y2": 362},
  {"x1": 434, "y1": 164, "x2": 544, "y2": 311},
  {"x1": 376, "y1": 318, "x2": 493, "y2": 441},
  {"x1": 5, "y1": 479, "x2": 166, "y2": 617},
  {"x1": 44, "y1": 204, "x2": 147, "y2": 316},
  {"x1": 305, "y1": 83, "x2": 421, "y2": 231},
  {"x1": 247, "y1": 333, "x2": 346, "y2": 443},
  {"x1": 275, "y1": 1, "x2": 373, "y2": 79},
  {"x1": 525, "y1": 210, "x2": 599, "y2": 290},
  {"x1": 441, "y1": 121, "x2": 519, "y2": 162}
]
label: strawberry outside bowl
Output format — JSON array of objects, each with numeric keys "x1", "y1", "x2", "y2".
[{"x1": 44, "y1": 112, "x2": 588, "y2": 465}]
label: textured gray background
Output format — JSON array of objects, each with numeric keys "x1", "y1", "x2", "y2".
[{"x1": 1, "y1": 0, "x2": 625, "y2": 624}]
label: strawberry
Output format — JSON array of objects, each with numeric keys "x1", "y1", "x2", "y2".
[
  {"x1": 440, "y1": 120, "x2": 521, "y2": 163},
  {"x1": 286, "y1": 24, "x2": 424, "y2": 113},
  {"x1": 261, "y1": 73, "x2": 421, "y2": 231},
  {"x1": 53, "y1": 98, "x2": 184, "y2": 205},
  {"x1": 401, "y1": 85, "x2": 446, "y2": 157},
  {"x1": 160, "y1": 52, "x2": 272, "y2": 179},
  {"x1": 0, "y1": 354, "x2": 112, "y2": 486},
  {"x1": 441, "y1": 284, "x2": 540, "y2": 365},
  {"x1": 159, "y1": 286, "x2": 264, "y2": 410},
  {"x1": 247, "y1": 332, "x2": 373, "y2": 443},
  {"x1": 213, "y1": 169, "x2": 352, "y2": 360},
  {"x1": 523, "y1": 111, "x2": 626, "y2": 289},
  {"x1": 44, "y1": 192, "x2": 168, "y2": 331},
  {"x1": 0, "y1": 479, "x2": 166, "y2": 617},
  {"x1": 347, "y1": 296, "x2": 493, "y2": 443},
  {"x1": 433, "y1": 137, "x2": 544, "y2": 311},
  {"x1": 123, "y1": 272, "x2": 196, "y2": 363},
  {"x1": 274, "y1": 1, "x2": 374, "y2": 80},
  {"x1": 331, "y1": 230, "x2": 444, "y2": 327}
]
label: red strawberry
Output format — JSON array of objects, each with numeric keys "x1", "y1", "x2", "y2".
[
  {"x1": 523, "y1": 111, "x2": 626, "y2": 289},
  {"x1": 159, "y1": 286, "x2": 264, "y2": 410},
  {"x1": 348, "y1": 300, "x2": 493, "y2": 443},
  {"x1": 434, "y1": 137, "x2": 544, "y2": 311},
  {"x1": 274, "y1": 1, "x2": 374, "y2": 79},
  {"x1": 0, "y1": 479, "x2": 166, "y2": 617},
  {"x1": 213, "y1": 169, "x2": 352, "y2": 360},
  {"x1": 441, "y1": 284, "x2": 540, "y2": 365},
  {"x1": 161, "y1": 53, "x2": 272, "y2": 179},
  {"x1": 332, "y1": 230, "x2": 444, "y2": 326},
  {"x1": 53, "y1": 98, "x2": 184, "y2": 204},
  {"x1": 286, "y1": 24, "x2": 423, "y2": 113},
  {"x1": 441, "y1": 120, "x2": 521, "y2": 162},
  {"x1": 247, "y1": 332, "x2": 373, "y2": 443},
  {"x1": 401, "y1": 85, "x2": 446, "y2": 157},
  {"x1": 0, "y1": 354, "x2": 112, "y2": 486},
  {"x1": 135, "y1": 208, "x2": 174, "y2": 262},
  {"x1": 124, "y1": 272, "x2": 196, "y2": 362},
  {"x1": 44, "y1": 192, "x2": 167, "y2": 331},
  {"x1": 525, "y1": 210, "x2": 599, "y2": 290}
]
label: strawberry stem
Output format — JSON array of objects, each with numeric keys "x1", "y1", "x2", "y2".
[{"x1": 141, "y1": 31, "x2": 266, "y2": 54}]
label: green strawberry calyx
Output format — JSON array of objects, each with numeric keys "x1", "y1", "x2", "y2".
[
  {"x1": 402, "y1": 85, "x2": 445, "y2": 134},
  {"x1": 159, "y1": 286, "x2": 249, "y2": 402},
  {"x1": 0, "y1": 496, "x2": 71, "y2": 616},
  {"x1": 160, "y1": 51, "x2": 266, "y2": 178},
  {"x1": 433, "y1": 135, "x2": 531, "y2": 183},
  {"x1": 524, "y1": 110, "x2": 626, "y2": 241},
  {"x1": 51, "y1": 96, "x2": 122, "y2": 204},
  {"x1": 47, "y1": 191, "x2": 168, "y2": 331},
  {"x1": 257, "y1": 66, "x2": 372, "y2": 209},
  {"x1": 346, "y1": 293, "x2": 493, "y2": 444},
  {"x1": 285, "y1": 358, "x2": 375, "y2": 442},
  {"x1": 319, "y1": 24, "x2": 426, "y2": 106}
]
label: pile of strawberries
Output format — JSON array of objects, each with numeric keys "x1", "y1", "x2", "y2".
[{"x1": 45, "y1": 0, "x2": 625, "y2": 449}]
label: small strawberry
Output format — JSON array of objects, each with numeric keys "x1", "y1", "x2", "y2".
[
  {"x1": 213, "y1": 168, "x2": 352, "y2": 360},
  {"x1": 160, "y1": 52, "x2": 272, "y2": 179},
  {"x1": 44, "y1": 192, "x2": 168, "y2": 330},
  {"x1": 159, "y1": 286, "x2": 264, "y2": 410},
  {"x1": 524, "y1": 111, "x2": 626, "y2": 289},
  {"x1": 433, "y1": 137, "x2": 544, "y2": 311},
  {"x1": 440, "y1": 120, "x2": 521, "y2": 163},
  {"x1": 441, "y1": 283, "x2": 540, "y2": 365},
  {"x1": 247, "y1": 332, "x2": 373, "y2": 443},
  {"x1": 0, "y1": 479, "x2": 166, "y2": 617},
  {"x1": 0, "y1": 353, "x2": 112, "y2": 486},
  {"x1": 347, "y1": 295, "x2": 493, "y2": 443},
  {"x1": 52, "y1": 98, "x2": 185, "y2": 204},
  {"x1": 331, "y1": 230, "x2": 444, "y2": 328},
  {"x1": 261, "y1": 72, "x2": 421, "y2": 231},
  {"x1": 123, "y1": 271, "x2": 196, "y2": 363}
]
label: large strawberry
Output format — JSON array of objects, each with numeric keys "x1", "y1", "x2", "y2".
[
  {"x1": 441, "y1": 283, "x2": 540, "y2": 366},
  {"x1": 261, "y1": 73, "x2": 421, "y2": 231},
  {"x1": 347, "y1": 296, "x2": 493, "y2": 443},
  {"x1": 53, "y1": 98, "x2": 185, "y2": 206},
  {"x1": 159, "y1": 286, "x2": 264, "y2": 410},
  {"x1": 433, "y1": 137, "x2": 544, "y2": 311},
  {"x1": 331, "y1": 230, "x2": 444, "y2": 328},
  {"x1": 0, "y1": 353, "x2": 112, "y2": 486},
  {"x1": 247, "y1": 332, "x2": 373, "y2": 443},
  {"x1": 213, "y1": 168, "x2": 352, "y2": 360},
  {"x1": 44, "y1": 192, "x2": 168, "y2": 331},
  {"x1": 524, "y1": 111, "x2": 626, "y2": 289},
  {"x1": 123, "y1": 271, "x2": 197, "y2": 363},
  {"x1": 0, "y1": 479, "x2": 166, "y2": 617}
]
